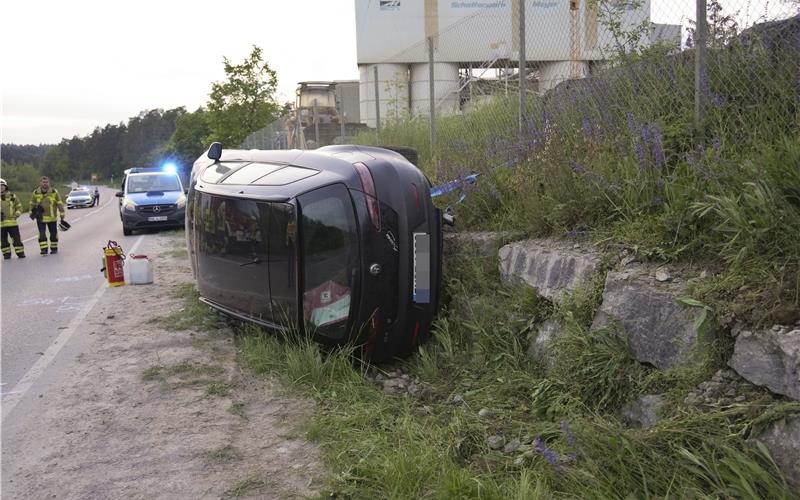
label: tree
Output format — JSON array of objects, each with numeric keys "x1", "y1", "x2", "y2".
[
  {"x1": 206, "y1": 45, "x2": 280, "y2": 146},
  {"x1": 168, "y1": 108, "x2": 211, "y2": 167}
]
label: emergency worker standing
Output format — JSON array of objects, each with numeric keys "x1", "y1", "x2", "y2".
[
  {"x1": 30, "y1": 176, "x2": 66, "y2": 255},
  {"x1": 1, "y1": 179, "x2": 26, "y2": 259},
  {"x1": 94, "y1": 187, "x2": 100, "y2": 206}
]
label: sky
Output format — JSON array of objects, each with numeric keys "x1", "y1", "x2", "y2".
[
  {"x1": 2, "y1": 0, "x2": 794, "y2": 145},
  {"x1": 2, "y1": 0, "x2": 360, "y2": 145}
]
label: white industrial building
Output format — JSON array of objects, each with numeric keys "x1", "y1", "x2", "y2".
[{"x1": 355, "y1": 0, "x2": 680, "y2": 128}]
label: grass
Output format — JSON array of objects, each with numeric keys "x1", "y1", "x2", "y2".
[
  {"x1": 149, "y1": 283, "x2": 225, "y2": 332},
  {"x1": 223, "y1": 477, "x2": 268, "y2": 498},
  {"x1": 237, "y1": 251, "x2": 798, "y2": 498},
  {"x1": 205, "y1": 444, "x2": 241, "y2": 462}
]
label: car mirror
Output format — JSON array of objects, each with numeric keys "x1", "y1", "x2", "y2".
[
  {"x1": 207, "y1": 142, "x2": 223, "y2": 161},
  {"x1": 115, "y1": 191, "x2": 124, "y2": 197}
]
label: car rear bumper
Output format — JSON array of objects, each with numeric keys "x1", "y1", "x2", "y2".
[{"x1": 67, "y1": 199, "x2": 94, "y2": 208}]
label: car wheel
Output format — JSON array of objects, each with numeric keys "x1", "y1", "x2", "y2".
[{"x1": 123, "y1": 226, "x2": 133, "y2": 236}]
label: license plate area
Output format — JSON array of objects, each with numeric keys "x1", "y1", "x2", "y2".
[
  {"x1": 413, "y1": 233, "x2": 430, "y2": 303},
  {"x1": 148, "y1": 216, "x2": 168, "y2": 222}
]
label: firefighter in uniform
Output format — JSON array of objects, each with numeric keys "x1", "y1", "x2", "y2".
[
  {"x1": 1, "y1": 179, "x2": 26, "y2": 259},
  {"x1": 30, "y1": 176, "x2": 66, "y2": 255}
]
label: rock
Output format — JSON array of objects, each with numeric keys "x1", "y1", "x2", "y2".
[
  {"x1": 699, "y1": 270, "x2": 710, "y2": 279},
  {"x1": 734, "y1": 395, "x2": 747, "y2": 402},
  {"x1": 374, "y1": 373, "x2": 385, "y2": 382},
  {"x1": 592, "y1": 268, "x2": 706, "y2": 369},
  {"x1": 498, "y1": 239, "x2": 602, "y2": 303},
  {"x1": 655, "y1": 268, "x2": 671, "y2": 282},
  {"x1": 621, "y1": 255, "x2": 636, "y2": 267},
  {"x1": 527, "y1": 318, "x2": 562, "y2": 366},
  {"x1": 382, "y1": 378, "x2": 406, "y2": 395},
  {"x1": 751, "y1": 416, "x2": 800, "y2": 491},
  {"x1": 478, "y1": 408, "x2": 492, "y2": 419},
  {"x1": 487, "y1": 435, "x2": 505, "y2": 450},
  {"x1": 619, "y1": 395, "x2": 665, "y2": 430},
  {"x1": 503, "y1": 438, "x2": 521, "y2": 454},
  {"x1": 513, "y1": 456, "x2": 526, "y2": 466},
  {"x1": 407, "y1": 383, "x2": 422, "y2": 397},
  {"x1": 729, "y1": 328, "x2": 800, "y2": 401},
  {"x1": 452, "y1": 394, "x2": 465, "y2": 405},
  {"x1": 444, "y1": 232, "x2": 523, "y2": 261}
]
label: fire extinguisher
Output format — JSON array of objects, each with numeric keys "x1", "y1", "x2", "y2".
[{"x1": 101, "y1": 240, "x2": 126, "y2": 287}]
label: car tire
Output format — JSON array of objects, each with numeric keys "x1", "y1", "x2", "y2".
[{"x1": 123, "y1": 226, "x2": 133, "y2": 236}]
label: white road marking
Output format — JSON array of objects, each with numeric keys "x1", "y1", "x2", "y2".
[
  {"x1": 21, "y1": 199, "x2": 116, "y2": 243},
  {"x1": 1, "y1": 234, "x2": 145, "y2": 420},
  {"x1": 55, "y1": 274, "x2": 96, "y2": 283}
]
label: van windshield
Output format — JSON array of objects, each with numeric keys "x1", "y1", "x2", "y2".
[
  {"x1": 298, "y1": 184, "x2": 359, "y2": 340},
  {"x1": 127, "y1": 174, "x2": 182, "y2": 193}
]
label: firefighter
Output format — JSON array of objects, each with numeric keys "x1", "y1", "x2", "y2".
[
  {"x1": 1, "y1": 179, "x2": 26, "y2": 259},
  {"x1": 30, "y1": 176, "x2": 66, "y2": 255}
]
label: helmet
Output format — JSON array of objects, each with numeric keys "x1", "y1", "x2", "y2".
[
  {"x1": 0, "y1": 178, "x2": 6, "y2": 188},
  {"x1": 58, "y1": 220, "x2": 71, "y2": 231}
]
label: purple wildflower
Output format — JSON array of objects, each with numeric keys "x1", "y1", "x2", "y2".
[
  {"x1": 560, "y1": 420, "x2": 576, "y2": 446},
  {"x1": 650, "y1": 124, "x2": 665, "y2": 169},
  {"x1": 571, "y1": 161, "x2": 586, "y2": 174},
  {"x1": 581, "y1": 115, "x2": 593, "y2": 139},
  {"x1": 712, "y1": 92, "x2": 725, "y2": 107},
  {"x1": 533, "y1": 436, "x2": 560, "y2": 470},
  {"x1": 634, "y1": 141, "x2": 647, "y2": 170},
  {"x1": 626, "y1": 112, "x2": 637, "y2": 136}
]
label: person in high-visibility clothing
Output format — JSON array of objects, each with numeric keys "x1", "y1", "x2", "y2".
[
  {"x1": 1, "y1": 179, "x2": 26, "y2": 259},
  {"x1": 30, "y1": 176, "x2": 66, "y2": 255}
]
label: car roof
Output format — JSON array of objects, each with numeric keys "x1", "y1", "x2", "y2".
[{"x1": 192, "y1": 145, "x2": 408, "y2": 201}]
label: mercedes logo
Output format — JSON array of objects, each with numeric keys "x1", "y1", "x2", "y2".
[{"x1": 153, "y1": 206, "x2": 161, "y2": 213}]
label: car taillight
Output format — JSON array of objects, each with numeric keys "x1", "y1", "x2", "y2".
[{"x1": 353, "y1": 162, "x2": 381, "y2": 231}]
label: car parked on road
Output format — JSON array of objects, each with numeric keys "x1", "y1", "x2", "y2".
[
  {"x1": 186, "y1": 143, "x2": 443, "y2": 361},
  {"x1": 116, "y1": 168, "x2": 187, "y2": 236},
  {"x1": 66, "y1": 188, "x2": 94, "y2": 209}
]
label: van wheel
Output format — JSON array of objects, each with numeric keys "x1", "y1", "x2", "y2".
[{"x1": 123, "y1": 226, "x2": 133, "y2": 236}]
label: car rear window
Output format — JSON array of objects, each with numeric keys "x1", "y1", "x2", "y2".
[
  {"x1": 298, "y1": 184, "x2": 359, "y2": 340},
  {"x1": 70, "y1": 190, "x2": 89, "y2": 196}
]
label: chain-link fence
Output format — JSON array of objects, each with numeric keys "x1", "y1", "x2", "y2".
[{"x1": 353, "y1": 1, "x2": 799, "y2": 245}]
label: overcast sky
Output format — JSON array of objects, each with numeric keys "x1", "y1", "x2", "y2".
[
  {"x1": 2, "y1": 0, "x2": 793, "y2": 145},
  {"x1": 2, "y1": 0, "x2": 360, "y2": 145}
]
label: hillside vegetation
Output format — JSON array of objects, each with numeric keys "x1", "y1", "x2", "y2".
[{"x1": 234, "y1": 13, "x2": 800, "y2": 499}]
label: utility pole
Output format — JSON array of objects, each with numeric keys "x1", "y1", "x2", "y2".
[
  {"x1": 373, "y1": 66, "x2": 381, "y2": 136},
  {"x1": 518, "y1": 0, "x2": 526, "y2": 137},
  {"x1": 428, "y1": 36, "x2": 436, "y2": 153},
  {"x1": 694, "y1": 0, "x2": 708, "y2": 138}
]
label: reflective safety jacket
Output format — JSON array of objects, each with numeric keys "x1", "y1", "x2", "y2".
[
  {"x1": 1, "y1": 192, "x2": 22, "y2": 228},
  {"x1": 30, "y1": 187, "x2": 65, "y2": 223}
]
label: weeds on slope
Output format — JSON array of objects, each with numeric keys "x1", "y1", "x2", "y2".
[{"x1": 238, "y1": 251, "x2": 797, "y2": 499}]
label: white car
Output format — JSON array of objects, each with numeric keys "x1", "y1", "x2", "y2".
[{"x1": 66, "y1": 189, "x2": 94, "y2": 209}]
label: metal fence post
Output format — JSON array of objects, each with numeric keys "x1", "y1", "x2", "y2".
[
  {"x1": 518, "y1": 0, "x2": 526, "y2": 137},
  {"x1": 428, "y1": 36, "x2": 436, "y2": 153},
  {"x1": 695, "y1": 0, "x2": 708, "y2": 138},
  {"x1": 374, "y1": 65, "x2": 381, "y2": 136}
]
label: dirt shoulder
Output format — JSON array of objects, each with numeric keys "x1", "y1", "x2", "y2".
[{"x1": 3, "y1": 231, "x2": 321, "y2": 499}]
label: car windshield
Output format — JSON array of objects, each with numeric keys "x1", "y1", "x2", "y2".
[
  {"x1": 298, "y1": 184, "x2": 359, "y2": 340},
  {"x1": 127, "y1": 174, "x2": 181, "y2": 193},
  {"x1": 69, "y1": 190, "x2": 89, "y2": 196}
]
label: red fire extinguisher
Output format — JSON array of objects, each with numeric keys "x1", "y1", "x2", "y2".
[{"x1": 101, "y1": 240, "x2": 126, "y2": 287}]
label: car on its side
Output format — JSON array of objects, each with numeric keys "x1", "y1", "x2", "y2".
[
  {"x1": 116, "y1": 168, "x2": 187, "y2": 236},
  {"x1": 66, "y1": 188, "x2": 94, "y2": 209},
  {"x1": 186, "y1": 143, "x2": 443, "y2": 361}
]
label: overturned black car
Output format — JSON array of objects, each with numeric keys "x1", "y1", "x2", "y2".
[{"x1": 186, "y1": 143, "x2": 443, "y2": 361}]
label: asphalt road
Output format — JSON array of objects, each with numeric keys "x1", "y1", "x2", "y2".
[{"x1": 0, "y1": 186, "x2": 149, "y2": 393}]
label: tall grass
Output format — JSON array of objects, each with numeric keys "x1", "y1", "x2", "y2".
[{"x1": 237, "y1": 251, "x2": 798, "y2": 498}]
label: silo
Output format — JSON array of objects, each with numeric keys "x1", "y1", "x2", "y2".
[
  {"x1": 359, "y1": 63, "x2": 410, "y2": 128},
  {"x1": 410, "y1": 62, "x2": 460, "y2": 118},
  {"x1": 539, "y1": 61, "x2": 589, "y2": 92}
]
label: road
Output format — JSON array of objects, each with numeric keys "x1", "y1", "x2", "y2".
[{"x1": 1, "y1": 186, "x2": 147, "y2": 404}]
